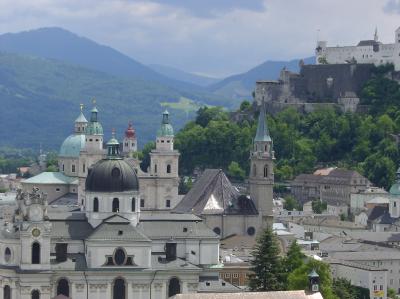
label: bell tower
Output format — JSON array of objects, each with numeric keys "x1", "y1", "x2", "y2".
[
  {"x1": 16, "y1": 188, "x2": 51, "y2": 270},
  {"x1": 249, "y1": 100, "x2": 275, "y2": 228}
]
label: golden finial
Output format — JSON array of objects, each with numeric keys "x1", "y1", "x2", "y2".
[
  {"x1": 80, "y1": 103, "x2": 84, "y2": 112},
  {"x1": 92, "y1": 98, "x2": 96, "y2": 105}
]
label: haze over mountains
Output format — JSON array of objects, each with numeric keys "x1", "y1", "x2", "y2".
[{"x1": 0, "y1": 27, "x2": 314, "y2": 150}]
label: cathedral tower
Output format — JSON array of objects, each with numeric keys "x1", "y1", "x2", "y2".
[
  {"x1": 249, "y1": 101, "x2": 275, "y2": 227},
  {"x1": 16, "y1": 188, "x2": 52, "y2": 270},
  {"x1": 78, "y1": 101, "x2": 105, "y2": 207},
  {"x1": 142, "y1": 111, "x2": 180, "y2": 210},
  {"x1": 122, "y1": 121, "x2": 137, "y2": 156}
]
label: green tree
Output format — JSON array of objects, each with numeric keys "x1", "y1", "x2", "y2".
[
  {"x1": 248, "y1": 227, "x2": 284, "y2": 291},
  {"x1": 240, "y1": 100, "x2": 251, "y2": 111},
  {"x1": 283, "y1": 241, "x2": 305, "y2": 277},
  {"x1": 139, "y1": 141, "x2": 156, "y2": 172},
  {"x1": 332, "y1": 278, "x2": 359, "y2": 299},
  {"x1": 388, "y1": 288, "x2": 399, "y2": 299},
  {"x1": 227, "y1": 161, "x2": 245, "y2": 181},
  {"x1": 46, "y1": 165, "x2": 58, "y2": 172},
  {"x1": 283, "y1": 195, "x2": 300, "y2": 211},
  {"x1": 195, "y1": 106, "x2": 228, "y2": 127},
  {"x1": 312, "y1": 200, "x2": 327, "y2": 214},
  {"x1": 287, "y1": 259, "x2": 338, "y2": 299}
]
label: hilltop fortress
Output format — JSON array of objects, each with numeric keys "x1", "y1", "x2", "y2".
[{"x1": 254, "y1": 27, "x2": 400, "y2": 114}]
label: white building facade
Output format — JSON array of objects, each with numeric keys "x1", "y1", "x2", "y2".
[{"x1": 316, "y1": 27, "x2": 400, "y2": 71}]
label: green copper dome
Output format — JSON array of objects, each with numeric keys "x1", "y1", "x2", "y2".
[
  {"x1": 59, "y1": 134, "x2": 86, "y2": 158},
  {"x1": 157, "y1": 110, "x2": 174, "y2": 137},
  {"x1": 86, "y1": 122, "x2": 103, "y2": 135}
]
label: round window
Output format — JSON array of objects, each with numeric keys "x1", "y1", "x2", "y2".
[
  {"x1": 114, "y1": 248, "x2": 126, "y2": 265},
  {"x1": 247, "y1": 227, "x2": 256, "y2": 236},
  {"x1": 213, "y1": 227, "x2": 221, "y2": 235},
  {"x1": 111, "y1": 167, "x2": 121, "y2": 178},
  {"x1": 4, "y1": 247, "x2": 11, "y2": 262}
]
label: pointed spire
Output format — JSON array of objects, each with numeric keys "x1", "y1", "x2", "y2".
[
  {"x1": 90, "y1": 98, "x2": 98, "y2": 122},
  {"x1": 374, "y1": 26, "x2": 378, "y2": 42},
  {"x1": 75, "y1": 103, "x2": 88, "y2": 124},
  {"x1": 254, "y1": 101, "x2": 271, "y2": 142}
]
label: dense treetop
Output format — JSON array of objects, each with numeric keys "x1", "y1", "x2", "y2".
[{"x1": 172, "y1": 65, "x2": 400, "y2": 190}]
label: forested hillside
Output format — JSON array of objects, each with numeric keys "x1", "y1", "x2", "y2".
[{"x1": 172, "y1": 65, "x2": 400, "y2": 189}]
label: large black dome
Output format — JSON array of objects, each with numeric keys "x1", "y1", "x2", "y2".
[{"x1": 85, "y1": 159, "x2": 139, "y2": 192}]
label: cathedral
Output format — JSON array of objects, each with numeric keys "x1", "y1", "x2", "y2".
[{"x1": 1, "y1": 99, "x2": 274, "y2": 299}]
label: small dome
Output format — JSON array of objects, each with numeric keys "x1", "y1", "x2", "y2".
[
  {"x1": 125, "y1": 122, "x2": 136, "y2": 139},
  {"x1": 157, "y1": 110, "x2": 174, "y2": 137},
  {"x1": 87, "y1": 122, "x2": 103, "y2": 135},
  {"x1": 85, "y1": 159, "x2": 139, "y2": 192},
  {"x1": 59, "y1": 134, "x2": 85, "y2": 158},
  {"x1": 390, "y1": 183, "x2": 400, "y2": 196}
]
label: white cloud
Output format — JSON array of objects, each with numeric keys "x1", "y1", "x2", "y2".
[{"x1": 0, "y1": 0, "x2": 398, "y2": 77}]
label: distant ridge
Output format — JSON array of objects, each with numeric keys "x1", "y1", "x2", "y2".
[
  {"x1": 209, "y1": 56, "x2": 315, "y2": 99},
  {"x1": 149, "y1": 64, "x2": 220, "y2": 87},
  {"x1": 0, "y1": 27, "x2": 218, "y2": 95}
]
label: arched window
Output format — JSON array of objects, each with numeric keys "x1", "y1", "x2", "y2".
[
  {"x1": 112, "y1": 198, "x2": 119, "y2": 212},
  {"x1": 4, "y1": 247, "x2": 11, "y2": 262},
  {"x1": 4, "y1": 285, "x2": 11, "y2": 299},
  {"x1": 57, "y1": 279, "x2": 69, "y2": 297},
  {"x1": 32, "y1": 242, "x2": 40, "y2": 264},
  {"x1": 168, "y1": 277, "x2": 181, "y2": 297},
  {"x1": 131, "y1": 198, "x2": 135, "y2": 212},
  {"x1": 167, "y1": 164, "x2": 171, "y2": 174},
  {"x1": 253, "y1": 164, "x2": 257, "y2": 177},
  {"x1": 31, "y1": 290, "x2": 40, "y2": 299},
  {"x1": 113, "y1": 278, "x2": 125, "y2": 299},
  {"x1": 265, "y1": 144, "x2": 268, "y2": 152},
  {"x1": 93, "y1": 198, "x2": 99, "y2": 212},
  {"x1": 264, "y1": 165, "x2": 268, "y2": 178}
]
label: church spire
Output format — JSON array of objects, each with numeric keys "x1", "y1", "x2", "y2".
[
  {"x1": 254, "y1": 101, "x2": 271, "y2": 142},
  {"x1": 374, "y1": 26, "x2": 378, "y2": 42}
]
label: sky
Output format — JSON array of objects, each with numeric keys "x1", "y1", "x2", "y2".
[{"x1": 0, "y1": 0, "x2": 400, "y2": 77}]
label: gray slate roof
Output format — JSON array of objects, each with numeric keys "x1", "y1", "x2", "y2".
[
  {"x1": 87, "y1": 215, "x2": 150, "y2": 242},
  {"x1": 174, "y1": 169, "x2": 258, "y2": 216},
  {"x1": 51, "y1": 219, "x2": 94, "y2": 240},
  {"x1": 139, "y1": 219, "x2": 219, "y2": 239}
]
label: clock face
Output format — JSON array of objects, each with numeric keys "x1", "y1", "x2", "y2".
[
  {"x1": 29, "y1": 206, "x2": 43, "y2": 221},
  {"x1": 32, "y1": 228, "x2": 41, "y2": 237}
]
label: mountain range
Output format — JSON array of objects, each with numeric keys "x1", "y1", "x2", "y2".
[{"x1": 0, "y1": 27, "x2": 314, "y2": 150}]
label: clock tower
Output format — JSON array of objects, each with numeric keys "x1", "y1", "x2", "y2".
[{"x1": 16, "y1": 187, "x2": 52, "y2": 270}]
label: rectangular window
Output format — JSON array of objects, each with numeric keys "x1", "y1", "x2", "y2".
[
  {"x1": 224, "y1": 273, "x2": 230, "y2": 278},
  {"x1": 56, "y1": 188, "x2": 60, "y2": 192},
  {"x1": 140, "y1": 199, "x2": 145, "y2": 208},
  {"x1": 233, "y1": 273, "x2": 239, "y2": 278},
  {"x1": 166, "y1": 199, "x2": 171, "y2": 208},
  {"x1": 72, "y1": 164, "x2": 76, "y2": 172}
]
